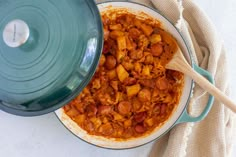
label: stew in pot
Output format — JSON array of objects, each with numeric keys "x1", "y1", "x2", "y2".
[{"x1": 63, "y1": 11, "x2": 184, "y2": 140}]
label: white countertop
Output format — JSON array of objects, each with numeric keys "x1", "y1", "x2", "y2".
[{"x1": 0, "y1": 0, "x2": 235, "y2": 157}]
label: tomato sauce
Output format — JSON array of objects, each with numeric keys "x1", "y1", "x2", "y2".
[{"x1": 63, "y1": 11, "x2": 184, "y2": 140}]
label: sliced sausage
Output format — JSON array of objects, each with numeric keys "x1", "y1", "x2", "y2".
[
  {"x1": 129, "y1": 28, "x2": 141, "y2": 40},
  {"x1": 134, "y1": 112, "x2": 147, "y2": 123},
  {"x1": 118, "y1": 101, "x2": 132, "y2": 115},
  {"x1": 156, "y1": 77, "x2": 169, "y2": 90},
  {"x1": 139, "y1": 79, "x2": 156, "y2": 88}
]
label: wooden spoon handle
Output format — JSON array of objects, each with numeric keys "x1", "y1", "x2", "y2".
[
  {"x1": 166, "y1": 48, "x2": 236, "y2": 113},
  {"x1": 181, "y1": 64, "x2": 236, "y2": 113}
]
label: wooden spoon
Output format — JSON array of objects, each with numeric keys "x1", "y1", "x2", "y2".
[{"x1": 166, "y1": 47, "x2": 236, "y2": 113}]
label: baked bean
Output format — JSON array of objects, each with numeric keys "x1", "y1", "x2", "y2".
[
  {"x1": 144, "y1": 54, "x2": 154, "y2": 64},
  {"x1": 151, "y1": 43, "x2": 163, "y2": 57},
  {"x1": 161, "y1": 104, "x2": 167, "y2": 115},
  {"x1": 135, "y1": 124, "x2": 146, "y2": 134},
  {"x1": 105, "y1": 55, "x2": 117, "y2": 70}
]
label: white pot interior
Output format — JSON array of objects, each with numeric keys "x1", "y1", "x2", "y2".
[{"x1": 55, "y1": 2, "x2": 193, "y2": 149}]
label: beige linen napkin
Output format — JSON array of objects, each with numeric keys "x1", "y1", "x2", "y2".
[
  {"x1": 97, "y1": 0, "x2": 235, "y2": 156},
  {"x1": 137, "y1": 0, "x2": 235, "y2": 157}
]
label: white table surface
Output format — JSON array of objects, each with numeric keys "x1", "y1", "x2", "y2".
[{"x1": 0, "y1": 0, "x2": 235, "y2": 157}]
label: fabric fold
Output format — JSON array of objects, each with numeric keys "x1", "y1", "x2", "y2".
[{"x1": 148, "y1": 0, "x2": 235, "y2": 157}]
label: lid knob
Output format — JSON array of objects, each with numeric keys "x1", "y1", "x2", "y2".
[{"x1": 3, "y1": 19, "x2": 30, "y2": 48}]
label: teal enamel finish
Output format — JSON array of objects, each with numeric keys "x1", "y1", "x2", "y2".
[
  {"x1": 0, "y1": 0, "x2": 103, "y2": 116},
  {"x1": 176, "y1": 64, "x2": 215, "y2": 124}
]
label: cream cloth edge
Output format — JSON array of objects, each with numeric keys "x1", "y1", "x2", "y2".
[{"x1": 149, "y1": 0, "x2": 235, "y2": 157}]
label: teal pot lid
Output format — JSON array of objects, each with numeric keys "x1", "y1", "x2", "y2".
[{"x1": 0, "y1": 0, "x2": 103, "y2": 116}]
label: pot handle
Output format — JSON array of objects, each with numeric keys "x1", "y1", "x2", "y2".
[{"x1": 176, "y1": 64, "x2": 214, "y2": 124}]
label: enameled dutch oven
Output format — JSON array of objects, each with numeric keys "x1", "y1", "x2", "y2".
[
  {"x1": 0, "y1": 0, "x2": 214, "y2": 149},
  {"x1": 55, "y1": 1, "x2": 214, "y2": 149}
]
